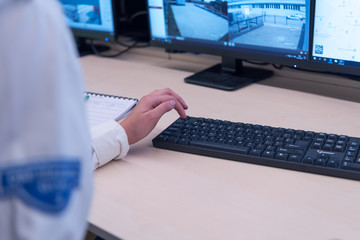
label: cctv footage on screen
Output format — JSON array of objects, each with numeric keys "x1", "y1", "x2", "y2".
[
  {"x1": 149, "y1": 0, "x2": 310, "y2": 53},
  {"x1": 60, "y1": 0, "x2": 114, "y2": 33}
]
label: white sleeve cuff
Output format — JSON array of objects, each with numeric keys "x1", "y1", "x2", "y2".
[{"x1": 90, "y1": 120, "x2": 130, "y2": 169}]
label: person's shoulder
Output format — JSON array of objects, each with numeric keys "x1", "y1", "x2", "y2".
[{"x1": 33, "y1": 0, "x2": 66, "y2": 20}]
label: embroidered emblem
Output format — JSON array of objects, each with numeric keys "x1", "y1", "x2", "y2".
[{"x1": 0, "y1": 159, "x2": 80, "y2": 213}]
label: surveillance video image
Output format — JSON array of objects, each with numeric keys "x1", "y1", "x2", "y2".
[
  {"x1": 62, "y1": 2, "x2": 102, "y2": 25},
  {"x1": 163, "y1": 0, "x2": 308, "y2": 50},
  {"x1": 228, "y1": 0, "x2": 307, "y2": 50},
  {"x1": 165, "y1": 0, "x2": 229, "y2": 41}
]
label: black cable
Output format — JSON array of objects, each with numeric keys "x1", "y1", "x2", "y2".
[
  {"x1": 244, "y1": 60, "x2": 283, "y2": 69},
  {"x1": 90, "y1": 39, "x2": 138, "y2": 58},
  {"x1": 115, "y1": 38, "x2": 150, "y2": 48},
  {"x1": 243, "y1": 60, "x2": 269, "y2": 65},
  {"x1": 272, "y1": 64, "x2": 283, "y2": 70},
  {"x1": 128, "y1": 11, "x2": 147, "y2": 23},
  {"x1": 114, "y1": 10, "x2": 150, "y2": 48}
]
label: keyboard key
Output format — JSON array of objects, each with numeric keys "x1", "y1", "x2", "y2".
[
  {"x1": 341, "y1": 162, "x2": 360, "y2": 172},
  {"x1": 339, "y1": 136, "x2": 349, "y2": 142},
  {"x1": 249, "y1": 149, "x2": 262, "y2": 157},
  {"x1": 317, "y1": 133, "x2": 327, "y2": 139},
  {"x1": 334, "y1": 145, "x2": 345, "y2": 152},
  {"x1": 327, "y1": 134, "x2": 338, "y2": 141},
  {"x1": 315, "y1": 158, "x2": 327, "y2": 166},
  {"x1": 261, "y1": 151, "x2": 275, "y2": 159},
  {"x1": 348, "y1": 146, "x2": 358, "y2": 152},
  {"x1": 318, "y1": 153, "x2": 330, "y2": 160},
  {"x1": 275, "y1": 153, "x2": 288, "y2": 160},
  {"x1": 189, "y1": 140, "x2": 250, "y2": 155},
  {"x1": 311, "y1": 142, "x2": 322, "y2": 149},
  {"x1": 303, "y1": 157, "x2": 315, "y2": 165},
  {"x1": 323, "y1": 144, "x2": 334, "y2": 151},
  {"x1": 167, "y1": 136, "x2": 178, "y2": 143},
  {"x1": 276, "y1": 147, "x2": 304, "y2": 156},
  {"x1": 284, "y1": 140, "x2": 310, "y2": 150},
  {"x1": 155, "y1": 135, "x2": 168, "y2": 142},
  {"x1": 344, "y1": 156, "x2": 355, "y2": 162},
  {"x1": 178, "y1": 138, "x2": 189, "y2": 145},
  {"x1": 305, "y1": 132, "x2": 315, "y2": 138},
  {"x1": 288, "y1": 154, "x2": 302, "y2": 162},
  {"x1": 327, "y1": 160, "x2": 340, "y2": 168},
  {"x1": 346, "y1": 151, "x2": 356, "y2": 157}
]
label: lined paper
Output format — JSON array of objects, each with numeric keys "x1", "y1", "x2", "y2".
[{"x1": 85, "y1": 92, "x2": 138, "y2": 128}]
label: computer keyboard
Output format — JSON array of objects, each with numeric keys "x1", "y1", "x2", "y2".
[{"x1": 152, "y1": 116, "x2": 360, "y2": 181}]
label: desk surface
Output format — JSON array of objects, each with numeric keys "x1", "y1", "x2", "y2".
[{"x1": 81, "y1": 48, "x2": 360, "y2": 240}]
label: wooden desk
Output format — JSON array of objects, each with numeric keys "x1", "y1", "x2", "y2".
[{"x1": 81, "y1": 49, "x2": 360, "y2": 240}]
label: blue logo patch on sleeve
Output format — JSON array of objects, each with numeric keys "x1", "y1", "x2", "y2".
[{"x1": 0, "y1": 159, "x2": 81, "y2": 214}]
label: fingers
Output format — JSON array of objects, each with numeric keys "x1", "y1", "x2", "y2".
[
  {"x1": 150, "y1": 100, "x2": 177, "y2": 122},
  {"x1": 150, "y1": 88, "x2": 188, "y2": 110},
  {"x1": 148, "y1": 94, "x2": 187, "y2": 119}
]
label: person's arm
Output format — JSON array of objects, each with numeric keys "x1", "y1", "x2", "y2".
[
  {"x1": 90, "y1": 88, "x2": 188, "y2": 169},
  {"x1": 90, "y1": 120, "x2": 130, "y2": 169}
]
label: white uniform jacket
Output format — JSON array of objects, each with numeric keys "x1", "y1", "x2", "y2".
[{"x1": 0, "y1": 0, "x2": 129, "y2": 239}]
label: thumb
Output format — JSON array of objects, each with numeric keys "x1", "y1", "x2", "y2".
[{"x1": 151, "y1": 100, "x2": 176, "y2": 120}]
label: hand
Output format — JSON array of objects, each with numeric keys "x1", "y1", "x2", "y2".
[{"x1": 119, "y1": 88, "x2": 188, "y2": 145}]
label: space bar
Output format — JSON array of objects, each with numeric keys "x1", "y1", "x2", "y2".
[{"x1": 189, "y1": 140, "x2": 250, "y2": 155}]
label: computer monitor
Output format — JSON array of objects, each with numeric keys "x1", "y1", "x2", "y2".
[
  {"x1": 148, "y1": 0, "x2": 311, "y2": 90},
  {"x1": 148, "y1": 0, "x2": 360, "y2": 90},
  {"x1": 311, "y1": 0, "x2": 360, "y2": 77},
  {"x1": 59, "y1": 0, "x2": 118, "y2": 55}
]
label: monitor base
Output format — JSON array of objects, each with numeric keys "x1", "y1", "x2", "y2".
[
  {"x1": 185, "y1": 63, "x2": 273, "y2": 91},
  {"x1": 75, "y1": 37, "x2": 111, "y2": 57},
  {"x1": 77, "y1": 44, "x2": 111, "y2": 57}
]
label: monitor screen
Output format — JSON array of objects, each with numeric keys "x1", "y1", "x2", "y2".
[
  {"x1": 148, "y1": 0, "x2": 359, "y2": 90},
  {"x1": 60, "y1": 0, "x2": 117, "y2": 41},
  {"x1": 150, "y1": 0, "x2": 309, "y2": 60},
  {"x1": 311, "y1": 0, "x2": 360, "y2": 76},
  {"x1": 227, "y1": 0, "x2": 309, "y2": 59}
]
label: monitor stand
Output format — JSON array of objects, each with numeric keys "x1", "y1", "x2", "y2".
[
  {"x1": 75, "y1": 37, "x2": 111, "y2": 57},
  {"x1": 184, "y1": 57, "x2": 273, "y2": 91}
]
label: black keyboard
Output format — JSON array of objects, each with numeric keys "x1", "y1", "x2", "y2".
[{"x1": 152, "y1": 116, "x2": 360, "y2": 181}]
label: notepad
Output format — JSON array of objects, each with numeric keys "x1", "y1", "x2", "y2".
[{"x1": 85, "y1": 92, "x2": 138, "y2": 128}]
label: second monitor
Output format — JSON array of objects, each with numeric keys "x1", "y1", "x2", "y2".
[
  {"x1": 148, "y1": 0, "x2": 311, "y2": 90},
  {"x1": 60, "y1": 0, "x2": 118, "y2": 55}
]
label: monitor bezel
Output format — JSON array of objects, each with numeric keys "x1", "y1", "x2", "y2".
[
  {"x1": 307, "y1": 0, "x2": 360, "y2": 77},
  {"x1": 63, "y1": 0, "x2": 118, "y2": 41}
]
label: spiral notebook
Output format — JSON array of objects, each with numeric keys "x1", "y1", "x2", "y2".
[{"x1": 85, "y1": 92, "x2": 138, "y2": 128}]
